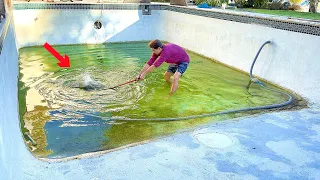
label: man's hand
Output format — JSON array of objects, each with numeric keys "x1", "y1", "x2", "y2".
[
  {"x1": 139, "y1": 73, "x2": 146, "y2": 80},
  {"x1": 135, "y1": 73, "x2": 145, "y2": 80},
  {"x1": 135, "y1": 74, "x2": 141, "y2": 80},
  {"x1": 136, "y1": 65, "x2": 155, "y2": 81}
]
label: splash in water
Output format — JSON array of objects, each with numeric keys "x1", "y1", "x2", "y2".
[
  {"x1": 62, "y1": 71, "x2": 104, "y2": 91},
  {"x1": 81, "y1": 72, "x2": 103, "y2": 91}
]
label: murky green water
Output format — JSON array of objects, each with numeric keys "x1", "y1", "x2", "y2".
[{"x1": 19, "y1": 42, "x2": 292, "y2": 158}]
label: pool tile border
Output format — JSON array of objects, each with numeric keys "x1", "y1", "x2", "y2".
[{"x1": 166, "y1": 6, "x2": 320, "y2": 36}]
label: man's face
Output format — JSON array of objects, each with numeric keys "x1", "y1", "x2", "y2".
[{"x1": 151, "y1": 47, "x2": 162, "y2": 55}]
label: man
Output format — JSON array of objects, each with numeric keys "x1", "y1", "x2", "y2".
[{"x1": 136, "y1": 39, "x2": 190, "y2": 96}]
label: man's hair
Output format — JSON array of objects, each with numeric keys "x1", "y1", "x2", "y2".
[{"x1": 148, "y1": 39, "x2": 163, "y2": 49}]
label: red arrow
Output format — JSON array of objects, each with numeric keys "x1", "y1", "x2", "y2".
[{"x1": 43, "y1": 42, "x2": 70, "y2": 68}]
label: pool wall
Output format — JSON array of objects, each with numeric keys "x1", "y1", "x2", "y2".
[
  {"x1": 13, "y1": 9, "x2": 163, "y2": 48},
  {"x1": 0, "y1": 17, "x2": 23, "y2": 179}
]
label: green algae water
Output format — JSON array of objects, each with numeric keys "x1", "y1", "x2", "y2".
[{"x1": 19, "y1": 42, "x2": 291, "y2": 158}]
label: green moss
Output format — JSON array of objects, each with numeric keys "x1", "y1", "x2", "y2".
[
  {"x1": 24, "y1": 106, "x2": 53, "y2": 157},
  {"x1": 18, "y1": 42, "x2": 305, "y2": 158},
  {"x1": 18, "y1": 71, "x2": 28, "y2": 134}
]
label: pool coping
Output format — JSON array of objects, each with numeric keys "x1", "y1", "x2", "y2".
[{"x1": 0, "y1": 13, "x2": 11, "y2": 55}]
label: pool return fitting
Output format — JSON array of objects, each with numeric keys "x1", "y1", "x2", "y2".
[{"x1": 64, "y1": 41, "x2": 293, "y2": 121}]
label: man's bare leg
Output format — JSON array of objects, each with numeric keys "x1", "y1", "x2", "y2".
[
  {"x1": 164, "y1": 71, "x2": 174, "y2": 84},
  {"x1": 169, "y1": 72, "x2": 181, "y2": 95}
]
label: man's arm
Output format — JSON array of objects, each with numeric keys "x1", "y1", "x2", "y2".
[
  {"x1": 136, "y1": 53, "x2": 158, "y2": 79},
  {"x1": 139, "y1": 65, "x2": 156, "y2": 79},
  {"x1": 138, "y1": 51, "x2": 168, "y2": 79},
  {"x1": 137, "y1": 63, "x2": 150, "y2": 78}
]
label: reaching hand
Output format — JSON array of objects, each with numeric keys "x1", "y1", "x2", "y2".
[
  {"x1": 135, "y1": 72, "x2": 146, "y2": 81},
  {"x1": 139, "y1": 73, "x2": 145, "y2": 80},
  {"x1": 135, "y1": 74, "x2": 141, "y2": 80}
]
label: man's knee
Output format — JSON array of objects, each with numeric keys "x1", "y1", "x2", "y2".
[
  {"x1": 173, "y1": 73, "x2": 181, "y2": 82},
  {"x1": 164, "y1": 72, "x2": 172, "y2": 80}
]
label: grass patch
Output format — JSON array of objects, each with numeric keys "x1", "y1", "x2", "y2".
[
  {"x1": 243, "y1": 8, "x2": 320, "y2": 20},
  {"x1": 151, "y1": 0, "x2": 170, "y2": 2}
]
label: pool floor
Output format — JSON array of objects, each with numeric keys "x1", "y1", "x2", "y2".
[{"x1": 18, "y1": 41, "x2": 296, "y2": 158}]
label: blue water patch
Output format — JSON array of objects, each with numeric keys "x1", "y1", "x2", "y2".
[
  {"x1": 44, "y1": 110, "x2": 111, "y2": 158},
  {"x1": 197, "y1": 3, "x2": 213, "y2": 9}
]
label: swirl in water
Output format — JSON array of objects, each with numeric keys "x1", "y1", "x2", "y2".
[{"x1": 36, "y1": 67, "x2": 144, "y2": 119}]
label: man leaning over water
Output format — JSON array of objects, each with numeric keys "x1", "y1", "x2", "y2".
[{"x1": 136, "y1": 39, "x2": 190, "y2": 96}]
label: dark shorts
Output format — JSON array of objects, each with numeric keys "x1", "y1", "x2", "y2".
[{"x1": 167, "y1": 62, "x2": 189, "y2": 75}]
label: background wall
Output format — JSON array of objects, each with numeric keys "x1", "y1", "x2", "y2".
[{"x1": 13, "y1": 9, "x2": 162, "y2": 48}]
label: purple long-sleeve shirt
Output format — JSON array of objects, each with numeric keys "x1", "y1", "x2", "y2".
[{"x1": 147, "y1": 43, "x2": 190, "y2": 67}]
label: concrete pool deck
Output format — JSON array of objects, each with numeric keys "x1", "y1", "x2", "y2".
[{"x1": 18, "y1": 104, "x2": 320, "y2": 180}]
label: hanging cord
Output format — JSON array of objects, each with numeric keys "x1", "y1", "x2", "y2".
[
  {"x1": 94, "y1": 0, "x2": 104, "y2": 29},
  {"x1": 98, "y1": 0, "x2": 104, "y2": 22}
]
